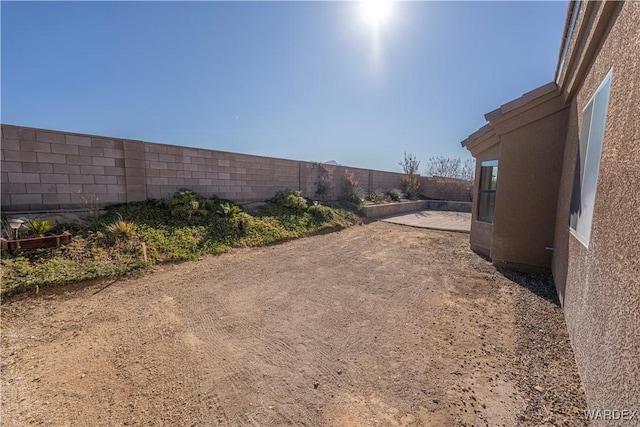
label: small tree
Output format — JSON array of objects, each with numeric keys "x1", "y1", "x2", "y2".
[
  {"x1": 399, "y1": 152, "x2": 421, "y2": 200},
  {"x1": 315, "y1": 163, "x2": 332, "y2": 201},
  {"x1": 460, "y1": 158, "x2": 475, "y2": 182},
  {"x1": 424, "y1": 156, "x2": 475, "y2": 201}
]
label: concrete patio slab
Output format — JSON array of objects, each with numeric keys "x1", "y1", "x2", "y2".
[{"x1": 380, "y1": 209, "x2": 471, "y2": 233}]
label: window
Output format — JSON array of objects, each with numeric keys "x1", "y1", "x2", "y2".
[
  {"x1": 569, "y1": 70, "x2": 612, "y2": 247},
  {"x1": 478, "y1": 159, "x2": 498, "y2": 223}
]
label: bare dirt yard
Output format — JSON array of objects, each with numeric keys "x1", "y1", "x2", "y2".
[{"x1": 1, "y1": 221, "x2": 588, "y2": 426}]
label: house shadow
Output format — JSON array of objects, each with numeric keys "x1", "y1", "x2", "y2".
[{"x1": 495, "y1": 266, "x2": 561, "y2": 307}]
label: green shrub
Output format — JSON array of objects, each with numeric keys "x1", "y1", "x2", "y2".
[
  {"x1": 399, "y1": 152, "x2": 421, "y2": 200},
  {"x1": 1, "y1": 189, "x2": 359, "y2": 297},
  {"x1": 106, "y1": 216, "x2": 138, "y2": 240},
  {"x1": 1, "y1": 233, "x2": 146, "y2": 296},
  {"x1": 386, "y1": 188, "x2": 403, "y2": 201},
  {"x1": 24, "y1": 219, "x2": 53, "y2": 236},
  {"x1": 100, "y1": 194, "x2": 231, "y2": 228},
  {"x1": 308, "y1": 205, "x2": 356, "y2": 226},
  {"x1": 101, "y1": 199, "x2": 166, "y2": 226},
  {"x1": 218, "y1": 202, "x2": 242, "y2": 218},
  {"x1": 342, "y1": 169, "x2": 365, "y2": 211},
  {"x1": 270, "y1": 189, "x2": 308, "y2": 210},
  {"x1": 137, "y1": 224, "x2": 207, "y2": 262},
  {"x1": 401, "y1": 178, "x2": 420, "y2": 200},
  {"x1": 366, "y1": 189, "x2": 386, "y2": 204},
  {"x1": 166, "y1": 188, "x2": 211, "y2": 221},
  {"x1": 308, "y1": 204, "x2": 336, "y2": 222}
]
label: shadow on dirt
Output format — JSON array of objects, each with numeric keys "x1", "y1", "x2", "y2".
[{"x1": 497, "y1": 267, "x2": 561, "y2": 307}]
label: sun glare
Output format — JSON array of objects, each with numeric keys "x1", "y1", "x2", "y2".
[{"x1": 360, "y1": 0, "x2": 393, "y2": 28}]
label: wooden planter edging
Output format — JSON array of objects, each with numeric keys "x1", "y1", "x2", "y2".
[{"x1": 1, "y1": 232, "x2": 72, "y2": 252}]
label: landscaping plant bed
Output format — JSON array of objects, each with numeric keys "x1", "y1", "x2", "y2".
[
  {"x1": 1, "y1": 232, "x2": 71, "y2": 252},
  {"x1": 1, "y1": 189, "x2": 358, "y2": 297}
]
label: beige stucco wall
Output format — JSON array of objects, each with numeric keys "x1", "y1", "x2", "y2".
[
  {"x1": 552, "y1": 101, "x2": 579, "y2": 300},
  {"x1": 490, "y1": 106, "x2": 569, "y2": 270},
  {"x1": 464, "y1": 93, "x2": 568, "y2": 270},
  {"x1": 553, "y1": 1, "x2": 640, "y2": 415},
  {"x1": 462, "y1": 0, "x2": 639, "y2": 416},
  {"x1": 469, "y1": 144, "x2": 500, "y2": 255}
]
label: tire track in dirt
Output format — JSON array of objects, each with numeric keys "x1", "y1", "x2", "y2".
[
  {"x1": 163, "y1": 255, "x2": 317, "y2": 424},
  {"x1": 1, "y1": 222, "x2": 589, "y2": 426},
  {"x1": 170, "y1": 230, "x2": 381, "y2": 423}
]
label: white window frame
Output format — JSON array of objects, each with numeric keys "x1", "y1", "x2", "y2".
[{"x1": 569, "y1": 69, "x2": 613, "y2": 247}]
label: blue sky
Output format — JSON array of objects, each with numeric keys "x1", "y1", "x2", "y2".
[{"x1": 1, "y1": 1, "x2": 568, "y2": 172}]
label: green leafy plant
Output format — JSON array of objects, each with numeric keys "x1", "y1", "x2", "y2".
[
  {"x1": 308, "y1": 204, "x2": 341, "y2": 223},
  {"x1": 270, "y1": 189, "x2": 308, "y2": 210},
  {"x1": 106, "y1": 216, "x2": 138, "y2": 240},
  {"x1": 218, "y1": 202, "x2": 242, "y2": 218},
  {"x1": 386, "y1": 188, "x2": 403, "y2": 202},
  {"x1": 366, "y1": 189, "x2": 387, "y2": 204},
  {"x1": 1, "y1": 189, "x2": 358, "y2": 297},
  {"x1": 342, "y1": 169, "x2": 365, "y2": 211},
  {"x1": 0, "y1": 212, "x2": 8, "y2": 239},
  {"x1": 167, "y1": 188, "x2": 210, "y2": 221},
  {"x1": 24, "y1": 219, "x2": 53, "y2": 237}
]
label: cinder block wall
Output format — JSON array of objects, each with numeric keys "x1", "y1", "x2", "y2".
[
  {"x1": 420, "y1": 177, "x2": 473, "y2": 202},
  {"x1": 300, "y1": 163, "x2": 406, "y2": 201},
  {"x1": 1, "y1": 126, "x2": 129, "y2": 210},
  {"x1": 1, "y1": 125, "x2": 411, "y2": 211}
]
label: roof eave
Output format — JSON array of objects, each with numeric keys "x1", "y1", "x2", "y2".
[
  {"x1": 484, "y1": 82, "x2": 559, "y2": 122},
  {"x1": 460, "y1": 123, "x2": 493, "y2": 148},
  {"x1": 554, "y1": 1, "x2": 578, "y2": 82}
]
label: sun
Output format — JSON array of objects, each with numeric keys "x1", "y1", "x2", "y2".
[{"x1": 360, "y1": 0, "x2": 393, "y2": 28}]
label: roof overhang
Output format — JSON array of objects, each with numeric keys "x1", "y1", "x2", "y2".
[
  {"x1": 484, "y1": 82, "x2": 558, "y2": 122},
  {"x1": 461, "y1": 82, "x2": 567, "y2": 156},
  {"x1": 460, "y1": 123, "x2": 498, "y2": 157},
  {"x1": 554, "y1": 1, "x2": 579, "y2": 83},
  {"x1": 555, "y1": 1, "x2": 621, "y2": 101}
]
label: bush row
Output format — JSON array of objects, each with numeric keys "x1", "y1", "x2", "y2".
[{"x1": 1, "y1": 189, "x2": 358, "y2": 296}]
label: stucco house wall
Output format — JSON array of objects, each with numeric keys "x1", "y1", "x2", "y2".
[
  {"x1": 552, "y1": 1, "x2": 640, "y2": 414},
  {"x1": 468, "y1": 140, "x2": 499, "y2": 256},
  {"x1": 490, "y1": 104, "x2": 569, "y2": 271},
  {"x1": 462, "y1": 1, "x2": 639, "y2": 417},
  {"x1": 462, "y1": 88, "x2": 569, "y2": 271}
]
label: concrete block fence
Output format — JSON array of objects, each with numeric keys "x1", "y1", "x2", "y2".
[
  {"x1": 420, "y1": 177, "x2": 472, "y2": 202},
  {"x1": 1, "y1": 124, "x2": 410, "y2": 211},
  {"x1": 1, "y1": 124, "x2": 473, "y2": 212}
]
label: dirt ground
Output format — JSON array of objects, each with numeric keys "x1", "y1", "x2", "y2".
[{"x1": 1, "y1": 221, "x2": 589, "y2": 426}]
